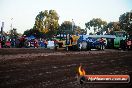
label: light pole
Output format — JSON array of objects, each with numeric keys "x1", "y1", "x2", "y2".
[
  {"x1": 10, "y1": 18, "x2": 13, "y2": 30},
  {"x1": 1, "y1": 22, "x2": 4, "y2": 35},
  {"x1": 72, "y1": 19, "x2": 74, "y2": 32}
]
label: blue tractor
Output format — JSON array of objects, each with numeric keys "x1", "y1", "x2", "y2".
[{"x1": 77, "y1": 35, "x2": 106, "y2": 50}]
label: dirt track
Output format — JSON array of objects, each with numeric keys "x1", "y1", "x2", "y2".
[{"x1": 0, "y1": 48, "x2": 132, "y2": 88}]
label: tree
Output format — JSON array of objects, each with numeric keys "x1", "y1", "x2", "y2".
[
  {"x1": 34, "y1": 10, "x2": 59, "y2": 38},
  {"x1": 119, "y1": 11, "x2": 132, "y2": 35},
  {"x1": 23, "y1": 29, "x2": 44, "y2": 38},
  {"x1": 59, "y1": 21, "x2": 73, "y2": 34},
  {"x1": 59, "y1": 21, "x2": 86, "y2": 35},
  {"x1": 89, "y1": 32, "x2": 93, "y2": 35},
  {"x1": 104, "y1": 22, "x2": 121, "y2": 35},
  {"x1": 85, "y1": 18, "x2": 107, "y2": 34},
  {"x1": 9, "y1": 28, "x2": 19, "y2": 39},
  {"x1": 74, "y1": 26, "x2": 87, "y2": 35}
]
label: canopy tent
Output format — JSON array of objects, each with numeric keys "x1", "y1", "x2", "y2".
[{"x1": 26, "y1": 35, "x2": 35, "y2": 40}]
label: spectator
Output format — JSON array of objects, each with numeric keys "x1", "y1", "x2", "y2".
[
  {"x1": 34, "y1": 39, "x2": 38, "y2": 48},
  {"x1": 11, "y1": 39, "x2": 16, "y2": 48},
  {"x1": 6, "y1": 40, "x2": 11, "y2": 48},
  {"x1": 99, "y1": 37, "x2": 105, "y2": 50},
  {"x1": 0, "y1": 39, "x2": 1, "y2": 48},
  {"x1": 44, "y1": 40, "x2": 48, "y2": 48},
  {"x1": 127, "y1": 39, "x2": 132, "y2": 50},
  {"x1": 120, "y1": 39, "x2": 126, "y2": 51},
  {"x1": 79, "y1": 42, "x2": 82, "y2": 50}
]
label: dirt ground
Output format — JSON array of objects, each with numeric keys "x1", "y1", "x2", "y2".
[{"x1": 0, "y1": 48, "x2": 132, "y2": 88}]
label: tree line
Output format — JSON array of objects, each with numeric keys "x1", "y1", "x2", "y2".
[{"x1": 23, "y1": 10, "x2": 132, "y2": 39}]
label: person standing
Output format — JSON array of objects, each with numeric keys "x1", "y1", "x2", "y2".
[
  {"x1": 6, "y1": 40, "x2": 11, "y2": 48},
  {"x1": 99, "y1": 37, "x2": 105, "y2": 50},
  {"x1": 0, "y1": 39, "x2": 1, "y2": 48},
  {"x1": 127, "y1": 39, "x2": 132, "y2": 50},
  {"x1": 44, "y1": 40, "x2": 48, "y2": 48},
  {"x1": 34, "y1": 39, "x2": 38, "y2": 48},
  {"x1": 79, "y1": 42, "x2": 82, "y2": 50},
  {"x1": 120, "y1": 39, "x2": 126, "y2": 51}
]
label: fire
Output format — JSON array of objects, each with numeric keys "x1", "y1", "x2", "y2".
[{"x1": 78, "y1": 65, "x2": 86, "y2": 76}]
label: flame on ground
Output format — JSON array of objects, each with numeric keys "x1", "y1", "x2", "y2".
[{"x1": 78, "y1": 65, "x2": 86, "y2": 76}]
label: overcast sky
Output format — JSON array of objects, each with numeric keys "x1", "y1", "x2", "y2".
[{"x1": 0, "y1": 0, "x2": 132, "y2": 34}]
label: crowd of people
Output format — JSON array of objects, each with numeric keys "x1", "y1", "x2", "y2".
[
  {"x1": 0, "y1": 35, "x2": 132, "y2": 51},
  {"x1": 0, "y1": 37, "x2": 49, "y2": 48}
]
